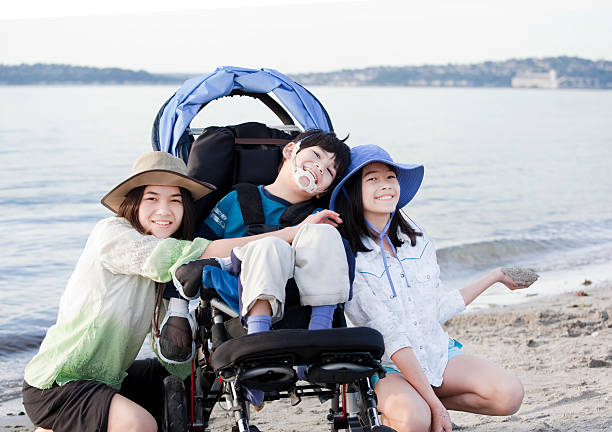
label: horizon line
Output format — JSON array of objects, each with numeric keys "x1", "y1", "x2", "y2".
[{"x1": 2, "y1": 55, "x2": 611, "y2": 77}]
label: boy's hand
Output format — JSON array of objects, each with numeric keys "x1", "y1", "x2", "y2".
[
  {"x1": 299, "y1": 209, "x2": 343, "y2": 228},
  {"x1": 283, "y1": 210, "x2": 343, "y2": 243},
  {"x1": 497, "y1": 267, "x2": 539, "y2": 290}
]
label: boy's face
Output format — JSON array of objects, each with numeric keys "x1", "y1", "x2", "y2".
[{"x1": 284, "y1": 143, "x2": 337, "y2": 193}]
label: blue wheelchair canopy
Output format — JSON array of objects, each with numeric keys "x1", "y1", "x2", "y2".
[{"x1": 152, "y1": 66, "x2": 333, "y2": 159}]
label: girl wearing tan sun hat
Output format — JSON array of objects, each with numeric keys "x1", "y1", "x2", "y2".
[
  {"x1": 101, "y1": 150, "x2": 214, "y2": 213},
  {"x1": 22, "y1": 151, "x2": 215, "y2": 432}
]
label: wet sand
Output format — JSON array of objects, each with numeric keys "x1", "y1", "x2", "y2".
[{"x1": 2, "y1": 281, "x2": 611, "y2": 432}]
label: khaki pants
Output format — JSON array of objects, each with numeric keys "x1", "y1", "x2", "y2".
[{"x1": 232, "y1": 224, "x2": 350, "y2": 321}]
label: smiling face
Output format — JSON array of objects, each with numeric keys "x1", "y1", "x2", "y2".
[
  {"x1": 361, "y1": 162, "x2": 400, "y2": 222},
  {"x1": 284, "y1": 143, "x2": 337, "y2": 193},
  {"x1": 137, "y1": 185, "x2": 184, "y2": 238}
]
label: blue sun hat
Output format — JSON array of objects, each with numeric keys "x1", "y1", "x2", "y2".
[
  {"x1": 329, "y1": 144, "x2": 424, "y2": 212},
  {"x1": 330, "y1": 144, "x2": 424, "y2": 299}
]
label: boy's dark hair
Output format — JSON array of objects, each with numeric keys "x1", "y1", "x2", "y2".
[
  {"x1": 117, "y1": 186, "x2": 197, "y2": 240},
  {"x1": 282, "y1": 129, "x2": 351, "y2": 193},
  {"x1": 335, "y1": 166, "x2": 422, "y2": 254}
]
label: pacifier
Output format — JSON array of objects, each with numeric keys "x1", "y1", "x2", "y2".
[{"x1": 291, "y1": 141, "x2": 319, "y2": 194}]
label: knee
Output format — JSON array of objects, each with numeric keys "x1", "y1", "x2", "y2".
[
  {"x1": 145, "y1": 415, "x2": 158, "y2": 432},
  {"x1": 490, "y1": 374, "x2": 524, "y2": 415},
  {"x1": 110, "y1": 409, "x2": 157, "y2": 432},
  {"x1": 394, "y1": 412, "x2": 431, "y2": 432},
  {"x1": 255, "y1": 236, "x2": 291, "y2": 252},
  {"x1": 241, "y1": 236, "x2": 292, "y2": 262},
  {"x1": 296, "y1": 222, "x2": 339, "y2": 242},
  {"x1": 310, "y1": 222, "x2": 338, "y2": 237},
  {"x1": 130, "y1": 412, "x2": 157, "y2": 432},
  {"x1": 383, "y1": 398, "x2": 431, "y2": 432}
]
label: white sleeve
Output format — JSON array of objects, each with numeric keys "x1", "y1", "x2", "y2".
[
  {"x1": 345, "y1": 270, "x2": 415, "y2": 358},
  {"x1": 96, "y1": 218, "x2": 209, "y2": 282},
  {"x1": 428, "y1": 243, "x2": 466, "y2": 323},
  {"x1": 437, "y1": 288, "x2": 466, "y2": 323}
]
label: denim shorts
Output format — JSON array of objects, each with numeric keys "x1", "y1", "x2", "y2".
[{"x1": 370, "y1": 338, "x2": 463, "y2": 388}]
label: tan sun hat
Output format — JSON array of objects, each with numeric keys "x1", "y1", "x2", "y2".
[{"x1": 101, "y1": 151, "x2": 215, "y2": 213}]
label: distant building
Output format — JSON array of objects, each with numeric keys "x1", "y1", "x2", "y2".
[{"x1": 511, "y1": 70, "x2": 558, "y2": 88}]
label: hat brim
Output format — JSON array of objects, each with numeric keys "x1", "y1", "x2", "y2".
[
  {"x1": 101, "y1": 169, "x2": 216, "y2": 213},
  {"x1": 330, "y1": 159, "x2": 424, "y2": 211}
]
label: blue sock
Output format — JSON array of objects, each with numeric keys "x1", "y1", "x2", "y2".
[
  {"x1": 297, "y1": 365, "x2": 308, "y2": 381},
  {"x1": 298, "y1": 305, "x2": 336, "y2": 381},
  {"x1": 244, "y1": 314, "x2": 271, "y2": 406},
  {"x1": 245, "y1": 387, "x2": 264, "y2": 407},
  {"x1": 308, "y1": 305, "x2": 336, "y2": 330},
  {"x1": 246, "y1": 314, "x2": 272, "y2": 334}
]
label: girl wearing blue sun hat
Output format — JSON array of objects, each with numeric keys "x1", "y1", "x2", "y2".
[{"x1": 331, "y1": 145, "x2": 538, "y2": 432}]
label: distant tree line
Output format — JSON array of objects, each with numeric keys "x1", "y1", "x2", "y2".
[
  {"x1": 291, "y1": 57, "x2": 612, "y2": 89},
  {"x1": 0, "y1": 63, "x2": 185, "y2": 85},
  {"x1": 1, "y1": 57, "x2": 611, "y2": 88}
]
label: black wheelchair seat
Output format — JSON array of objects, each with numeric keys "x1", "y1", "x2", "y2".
[
  {"x1": 211, "y1": 327, "x2": 384, "y2": 371},
  {"x1": 210, "y1": 327, "x2": 385, "y2": 391}
]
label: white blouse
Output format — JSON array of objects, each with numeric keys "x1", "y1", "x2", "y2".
[
  {"x1": 344, "y1": 221, "x2": 465, "y2": 386},
  {"x1": 25, "y1": 217, "x2": 209, "y2": 390}
]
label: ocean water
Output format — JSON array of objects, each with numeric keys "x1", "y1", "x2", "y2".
[{"x1": 0, "y1": 85, "x2": 611, "y2": 402}]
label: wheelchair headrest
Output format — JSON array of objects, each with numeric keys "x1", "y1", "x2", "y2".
[{"x1": 186, "y1": 122, "x2": 296, "y2": 225}]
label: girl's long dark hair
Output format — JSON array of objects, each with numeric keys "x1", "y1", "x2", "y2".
[
  {"x1": 336, "y1": 166, "x2": 422, "y2": 254},
  {"x1": 117, "y1": 186, "x2": 197, "y2": 240}
]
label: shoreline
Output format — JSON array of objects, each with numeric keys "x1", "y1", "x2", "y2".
[
  {"x1": 455, "y1": 260, "x2": 611, "y2": 311},
  {"x1": 2, "y1": 281, "x2": 610, "y2": 432},
  {"x1": 444, "y1": 279, "x2": 612, "y2": 431}
]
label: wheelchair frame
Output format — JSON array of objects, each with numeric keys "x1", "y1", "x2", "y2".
[{"x1": 161, "y1": 290, "x2": 390, "y2": 432}]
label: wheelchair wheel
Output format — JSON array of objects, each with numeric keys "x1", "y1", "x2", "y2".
[
  {"x1": 162, "y1": 375, "x2": 189, "y2": 432},
  {"x1": 355, "y1": 386, "x2": 396, "y2": 432},
  {"x1": 371, "y1": 427, "x2": 395, "y2": 432},
  {"x1": 356, "y1": 410, "x2": 397, "y2": 432},
  {"x1": 355, "y1": 412, "x2": 396, "y2": 432},
  {"x1": 231, "y1": 425, "x2": 261, "y2": 432}
]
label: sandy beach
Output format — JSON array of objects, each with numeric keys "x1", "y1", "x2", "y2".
[{"x1": 2, "y1": 280, "x2": 610, "y2": 432}]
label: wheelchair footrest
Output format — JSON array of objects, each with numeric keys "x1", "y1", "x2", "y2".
[
  {"x1": 307, "y1": 361, "x2": 378, "y2": 384},
  {"x1": 238, "y1": 365, "x2": 297, "y2": 392}
]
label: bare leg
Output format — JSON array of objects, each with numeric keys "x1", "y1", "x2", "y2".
[
  {"x1": 434, "y1": 354, "x2": 524, "y2": 415},
  {"x1": 247, "y1": 299, "x2": 272, "y2": 317},
  {"x1": 107, "y1": 393, "x2": 157, "y2": 432},
  {"x1": 35, "y1": 428, "x2": 53, "y2": 432},
  {"x1": 375, "y1": 373, "x2": 431, "y2": 432}
]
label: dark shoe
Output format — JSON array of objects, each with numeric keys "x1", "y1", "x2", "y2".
[
  {"x1": 175, "y1": 258, "x2": 221, "y2": 298},
  {"x1": 159, "y1": 312, "x2": 195, "y2": 364},
  {"x1": 232, "y1": 425, "x2": 261, "y2": 432}
]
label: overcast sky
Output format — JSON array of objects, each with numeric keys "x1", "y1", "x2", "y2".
[{"x1": 1, "y1": 0, "x2": 611, "y2": 74}]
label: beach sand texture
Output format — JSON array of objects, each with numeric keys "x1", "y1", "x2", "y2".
[{"x1": 1, "y1": 282, "x2": 610, "y2": 432}]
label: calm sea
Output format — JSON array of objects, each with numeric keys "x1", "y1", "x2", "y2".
[{"x1": 1, "y1": 85, "x2": 611, "y2": 401}]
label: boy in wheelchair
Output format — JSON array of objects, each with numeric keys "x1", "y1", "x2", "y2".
[
  {"x1": 156, "y1": 126, "x2": 390, "y2": 432},
  {"x1": 160, "y1": 130, "x2": 352, "y2": 373}
]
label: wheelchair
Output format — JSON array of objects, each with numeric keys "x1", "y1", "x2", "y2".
[{"x1": 152, "y1": 67, "x2": 394, "y2": 432}]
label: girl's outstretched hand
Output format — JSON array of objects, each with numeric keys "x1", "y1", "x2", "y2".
[
  {"x1": 299, "y1": 209, "x2": 343, "y2": 228},
  {"x1": 431, "y1": 401, "x2": 453, "y2": 432},
  {"x1": 497, "y1": 267, "x2": 539, "y2": 290}
]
